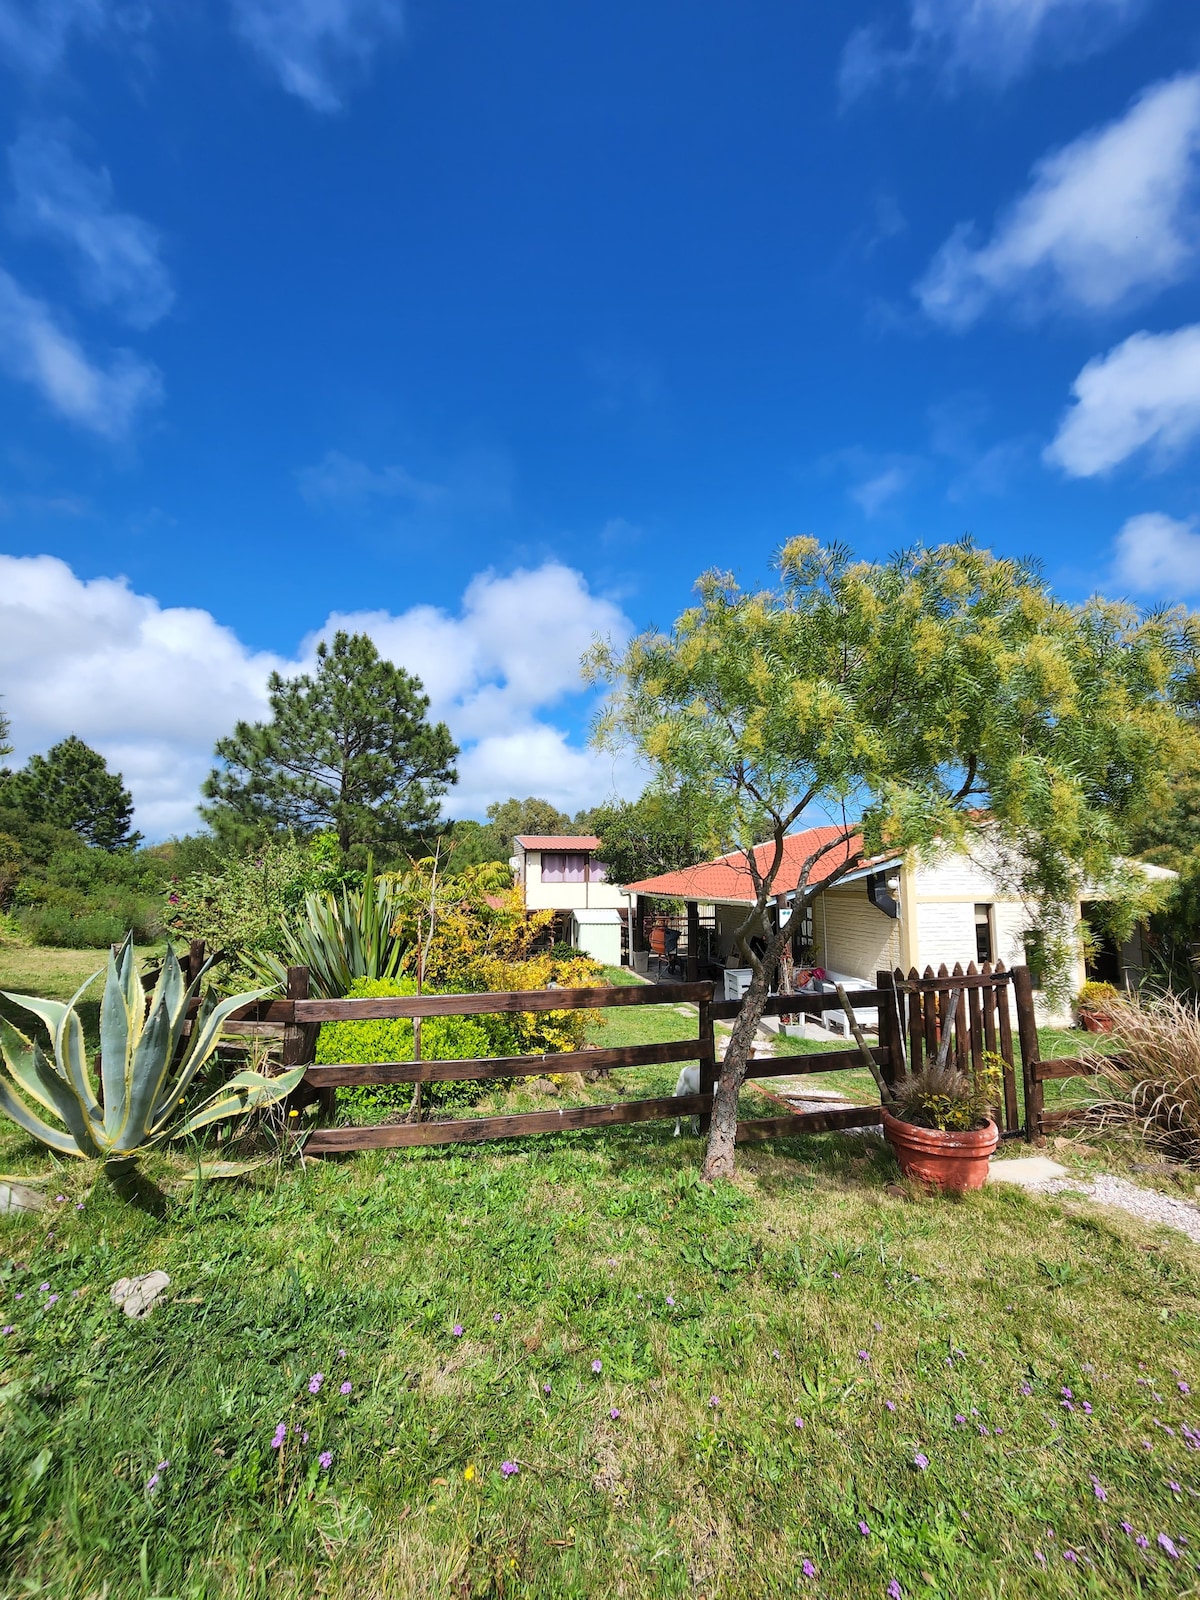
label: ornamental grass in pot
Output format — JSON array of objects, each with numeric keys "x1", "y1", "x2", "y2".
[{"x1": 881, "y1": 1054, "x2": 1002, "y2": 1193}]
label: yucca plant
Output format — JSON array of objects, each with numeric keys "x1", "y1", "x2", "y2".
[
  {"x1": 0, "y1": 934, "x2": 306, "y2": 1168},
  {"x1": 243, "y1": 858, "x2": 411, "y2": 997}
]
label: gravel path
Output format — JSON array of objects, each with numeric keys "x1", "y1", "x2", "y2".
[{"x1": 1033, "y1": 1172, "x2": 1200, "y2": 1246}]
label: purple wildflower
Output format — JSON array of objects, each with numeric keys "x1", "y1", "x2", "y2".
[
  {"x1": 338, "y1": 1348, "x2": 346, "y2": 1358},
  {"x1": 493, "y1": 1313, "x2": 502, "y2": 1323},
  {"x1": 146, "y1": 1472, "x2": 160, "y2": 1494},
  {"x1": 913, "y1": 1452, "x2": 929, "y2": 1470},
  {"x1": 1019, "y1": 1382, "x2": 1032, "y2": 1396},
  {"x1": 610, "y1": 1408, "x2": 620, "y2": 1420},
  {"x1": 500, "y1": 1460, "x2": 519, "y2": 1477},
  {"x1": 1, "y1": 1326, "x2": 12, "y2": 1335},
  {"x1": 801, "y1": 1559, "x2": 816, "y2": 1578},
  {"x1": 270, "y1": 1424, "x2": 286, "y2": 1449},
  {"x1": 858, "y1": 1520, "x2": 870, "y2": 1536},
  {"x1": 978, "y1": 1425, "x2": 989, "y2": 1436},
  {"x1": 857, "y1": 1351, "x2": 870, "y2": 1362},
  {"x1": 1064, "y1": 1550, "x2": 1078, "y2": 1563},
  {"x1": 666, "y1": 1296, "x2": 675, "y2": 1307},
  {"x1": 1168, "y1": 1481, "x2": 1181, "y2": 1494},
  {"x1": 1136, "y1": 1536, "x2": 1149, "y2": 1550},
  {"x1": 888, "y1": 1581, "x2": 902, "y2": 1599},
  {"x1": 771, "y1": 1348, "x2": 780, "y2": 1359},
  {"x1": 708, "y1": 1395, "x2": 719, "y2": 1408},
  {"x1": 1120, "y1": 1521, "x2": 1134, "y2": 1535},
  {"x1": 308, "y1": 1373, "x2": 323, "y2": 1394},
  {"x1": 1034, "y1": 1551, "x2": 1045, "y2": 1564},
  {"x1": 591, "y1": 1359, "x2": 602, "y2": 1373},
  {"x1": 1180, "y1": 1382, "x2": 1191, "y2": 1396},
  {"x1": 340, "y1": 1381, "x2": 352, "y2": 1395},
  {"x1": 45, "y1": 1294, "x2": 58, "y2": 1306},
  {"x1": 1060, "y1": 1387, "x2": 1072, "y2": 1399},
  {"x1": 884, "y1": 1399, "x2": 896, "y2": 1412},
  {"x1": 793, "y1": 1417, "x2": 804, "y2": 1429},
  {"x1": 38, "y1": 1283, "x2": 48, "y2": 1293},
  {"x1": 302, "y1": 1431, "x2": 309, "y2": 1445},
  {"x1": 318, "y1": 1451, "x2": 333, "y2": 1470},
  {"x1": 832, "y1": 1271, "x2": 841, "y2": 1279},
  {"x1": 55, "y1": 1195, "x2": 64, "y2": 1203},
  {"x1": 1081, "y1": 1401, "x2": 1092, "y2": 1415},
  {"x1": 1090, "y1": 1477, "x2": 1107, "y2": 1502},
  {"x1": 874, "y1": 1321, "x2": 883, "y2": 1332},
  {"x1": 1158, "y1": 1534, "x2": 1180, "y2": 1559},
  {"x1": 452, "y1": 1325, "x2": 463, "y2": 1338},
  {"x1": 75, "y1": 1202, "x2": 83, "y2": 1210},
  {"x1": 13, "y1": 1293, "x2": 22, "y2": 1300},
  {"x1": 543, "y1": 1382, "x2": 551, "y2": 1394},
  {"x1": 157, "y1": 1459, "x2": 169, "y2": 1472},
  {"x1": 954, "y1": 1415, "x2": 966, "y2": 1427}
]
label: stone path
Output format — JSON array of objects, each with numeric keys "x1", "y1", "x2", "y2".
[{"x1": 990, "y1": 1157, "x2": 1200, "y2": 1246}]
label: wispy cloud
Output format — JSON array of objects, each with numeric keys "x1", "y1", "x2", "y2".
[
  {"x1": 1045, "y1": 324, "x2": 1200, "y2": 477},
  {"x1": 917, "y1": 73, "x2": 1200, "y2": 327},
  {"x1": 230, "y1": 0, "x2": 404, "y2": 112},
  {"x1": 0, "y1": 0, "x2": 109, "y2": 78},
  {"x1": 840, "y1": 0, "x2": 1146, "y2": 103},
  {"x1": 298, "y1": 449, "x2": 445, "y2": 508},
  {"x1": 298, "y1": 446, "x2": 515, "y2": 518},
  {"x1": 850, "y1": 465, "x2": 910, "y2": 517},
  {"x1": 8, "y1": 123, "x2": 174, "y2": 329},
  {"x1": 1112, "y1": 511, "x2": 1200, "y2": 595},
  {"x1": 0, "y1": 263, "x2": 161, "y2": 437}
]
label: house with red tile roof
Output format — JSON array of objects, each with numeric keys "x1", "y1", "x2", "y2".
[{"x1": 619, "y1": 825, "x2": 1171, "y2": 1024}]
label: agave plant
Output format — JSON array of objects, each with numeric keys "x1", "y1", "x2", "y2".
[
  {"x1": 0, "y1": 935, "x2": 306, "y2": 1165},
  {"x1": 243, "y1": 858, "x2": 411, "y2": 998}
]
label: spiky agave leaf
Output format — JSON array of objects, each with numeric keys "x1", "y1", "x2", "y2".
[
  {"x1": 0, "y1": 1019, "x2": 82, "y2": 1156},
  {"x1": 98, "y1": 934, "x2": 144, "y2": 1143},
  {"x1": 174, "y1": 1062, "x2": 308, "y2": 1137}
]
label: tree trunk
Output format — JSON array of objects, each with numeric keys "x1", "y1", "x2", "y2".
[{"x1": 702, "y1": 958, "x2": 773, "y2": 1182}]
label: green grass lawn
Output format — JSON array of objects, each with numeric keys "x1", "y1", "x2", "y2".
[{"x1": 3, "y1": 948, "x2": 1199, "y2": 1598}]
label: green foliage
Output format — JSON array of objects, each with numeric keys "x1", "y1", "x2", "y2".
[
  {"x1": 440, "y1": 817, "x2": 511, "y2": 870},
  {"x1": 316, "y1": 976, "x2": 522, "y2": 1118},
  {"x1": 890, "y1": 1056, "x2": 1002, "y2": 1132},
  {"x1": 0, "y1": 806, "x2": 166, "y2": 946},
  {"x1": 589, "y1": 786, "x2": 712, "y2": 884},
  {"x1": 0, "y1": 935, "x2": 302, "y2": 1164},
  {"x1": 242, "y1": 861, "x2": 410, "y2": 997},
  {"x1": 483, "y1": 796, "x2": 577, "y2": 857},
  {"x1": 201, "y1": 631, "x2": 459, "y2": 852},
  {"x1": 0, "y1": 697, "x2": 10, "y2": 762},
  {"x1": 1078, "y1": 980, "x2": 1119, "y2": 1009},
  {"x1": 0, "y1": 736, "x2": 140, "y2": 850},
  {"x1": 164, "y1": 834, "x2": 350, "y2": 980}
]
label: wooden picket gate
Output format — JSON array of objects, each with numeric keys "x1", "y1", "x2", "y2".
[{"x1": 194, "y1": 948, "x2": 1058, "y2": 1152}]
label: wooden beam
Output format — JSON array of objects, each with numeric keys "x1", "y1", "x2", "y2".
[
  {"x1": 735, "y1": 1105, "x2": 883, "y2": 1142},
  {"x1": 709, "y1": 987, "x2": 885, "y2": 1022},
  {"x1": 303, "y1": 1037, "x2": 701, "y2": 1088},
  {"x1": 743, "y1": 1046, "x2": 889, "y2": 1080},
  {"x1": 303, "y1": 1093, "x2": 711, "y2": 1152},
  {"x1": 294, "y1": 980, "x2": 713, "y2": 1022}
]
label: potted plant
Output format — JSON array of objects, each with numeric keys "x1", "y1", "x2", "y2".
[
  {"x1": 880, "y1": 1053, "x2": 1002, "y2": 1193},
  {"x1": 1077, "y1": 980, "x2": 1119, "y2": 1034}
]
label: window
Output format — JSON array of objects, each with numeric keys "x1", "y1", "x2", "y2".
[
  {"x1": 590, "y1": 858, "x2": 608, "y2": 882},
  {"x1": 974, "y1": 904, "x2": 994, "y2": 965},
  {"x1": 540, "y1": 852, "x2": 587, "y2": 883}
]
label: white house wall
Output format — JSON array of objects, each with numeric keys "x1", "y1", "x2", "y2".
[
  {"x1": 518, "y1": 851, "x2": 627, "y2": 913},
  {"x1": 814, "y1": 887, "x2": 902, "y2": 981}
]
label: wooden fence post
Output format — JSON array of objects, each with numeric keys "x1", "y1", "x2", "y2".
[
  {"x1": 187, "y1": 940, "x2": 206, "y2": 986},
  {"x1": 1011, "y1": 963, "x2": 1042, "y2": 1143},
  {"x1": 282, "y1": 966, "x2": 324, "y2": 1116},
  {"x1": 686, "y1": 900, "x2": 700, "y2": 984},
  {"x1": 875, "y1": 970, "x2": 906, "y2": 1088},
  {"x1": 697, "y1": 983, "x2": 715, "y2": 1136}
]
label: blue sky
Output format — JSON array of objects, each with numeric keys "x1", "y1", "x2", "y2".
[{"x1": 0, "y1": 0, "x2": 1198, "y2": 835}]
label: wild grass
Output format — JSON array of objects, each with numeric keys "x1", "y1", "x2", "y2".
[
  {"x1": 1084, "y1": 993, "x2": 1200, "y2": 1166},
  {"x1": 2, "y1": 1111, "x2": 1198, "y2": 1599}
]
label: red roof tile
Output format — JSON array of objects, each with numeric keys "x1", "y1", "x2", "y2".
[
  {"x1": 623, "y1": 827, "x2": 900, "y2": 904},
  {"x1": 515, "y1": 835, "x2": 602, "y2": 851}
]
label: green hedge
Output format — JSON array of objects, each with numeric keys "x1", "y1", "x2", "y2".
[{"x1": 315, "y1": 977, "x2": 525, "y2": 1121}]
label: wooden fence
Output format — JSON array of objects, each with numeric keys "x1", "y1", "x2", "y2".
[{"x1": 191, "y1": 946, "x2": 1071, "y2": 1153}]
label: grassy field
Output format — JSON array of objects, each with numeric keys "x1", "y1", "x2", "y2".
[{"x1": 1, "y1": 947, "x2": 1199, "y2": 1597}]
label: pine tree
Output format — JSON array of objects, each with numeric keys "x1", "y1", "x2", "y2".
[
  {"x1": 202, "y1": 631, "x2": 458, "y2": 853},
  {"x1": 0, "y1": 736, "x2": 141, "y2": 851}
]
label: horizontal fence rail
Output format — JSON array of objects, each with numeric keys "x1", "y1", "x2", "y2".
[{"x1": 181, "y1": 941, "x2": 1048, "y2": 1154}]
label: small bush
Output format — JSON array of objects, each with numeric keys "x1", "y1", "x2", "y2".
[
  {"x1": 890, "y1": 1057, "x2": 1001, "y2": 1132},
  {"x1": 315, "y1": 977, "x2": 526, "y2": 1121},
  {"x1": 1077, "y1": 979, "x2": 1119, "y2": 1010},
  {"x1": 14, "y1": 904, "x2": 155, "y2": 949},
  {"x1": 1086, "y1": 993, "x2": 1200, "y2": 1164}
]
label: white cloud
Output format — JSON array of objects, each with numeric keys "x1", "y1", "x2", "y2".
[
  {"x1": 230, "y1": 0, "x2": 404, "y2": 112},
  {"x1": 297, "y1": 449, "x2": 444, "y2": 508},
  {"x1": 0, "y1": 264, "x2": 162, "y2": 437},
  {"x1": 8, "y1": 124, "x2": 174, "y2": 329},
  {"x1": 1045, "y1": 324, "x2": 1200, "y2": 477},
  {"x1": 917, "y1": 74, "x2": 1200, "y2": 327},
  {"x1": 841, "y1": 0, "x2": 1144, "y2": 101},
  {"x1": 1112, "y1": 511, "x2": 1200, "y2": 595},
  {"x1": 850, "y1": 465, "x2": 909, "y2": 517},
  {"x1": 0, "y1": 556, "x2": 636, "y2": 838},
  {"x1": 0, "y1": 0, "x2": 109, "y2": 78}
]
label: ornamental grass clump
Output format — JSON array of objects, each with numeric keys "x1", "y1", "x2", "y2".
[
  {"x1": 889, "y1": 1056, "x2": 1001, "y2": 1132},
  {"x1": 1084, "y1": 992, "x2": 1200, "y2": 1165}
]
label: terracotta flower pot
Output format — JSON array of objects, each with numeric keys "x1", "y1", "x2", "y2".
[
  {"x1": 1080, "y1": 1010, "x2": 1114, "y2": 1034},
  {"x1": 881, "y1": 1107, "x2": 999, "y2": 1194}
]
